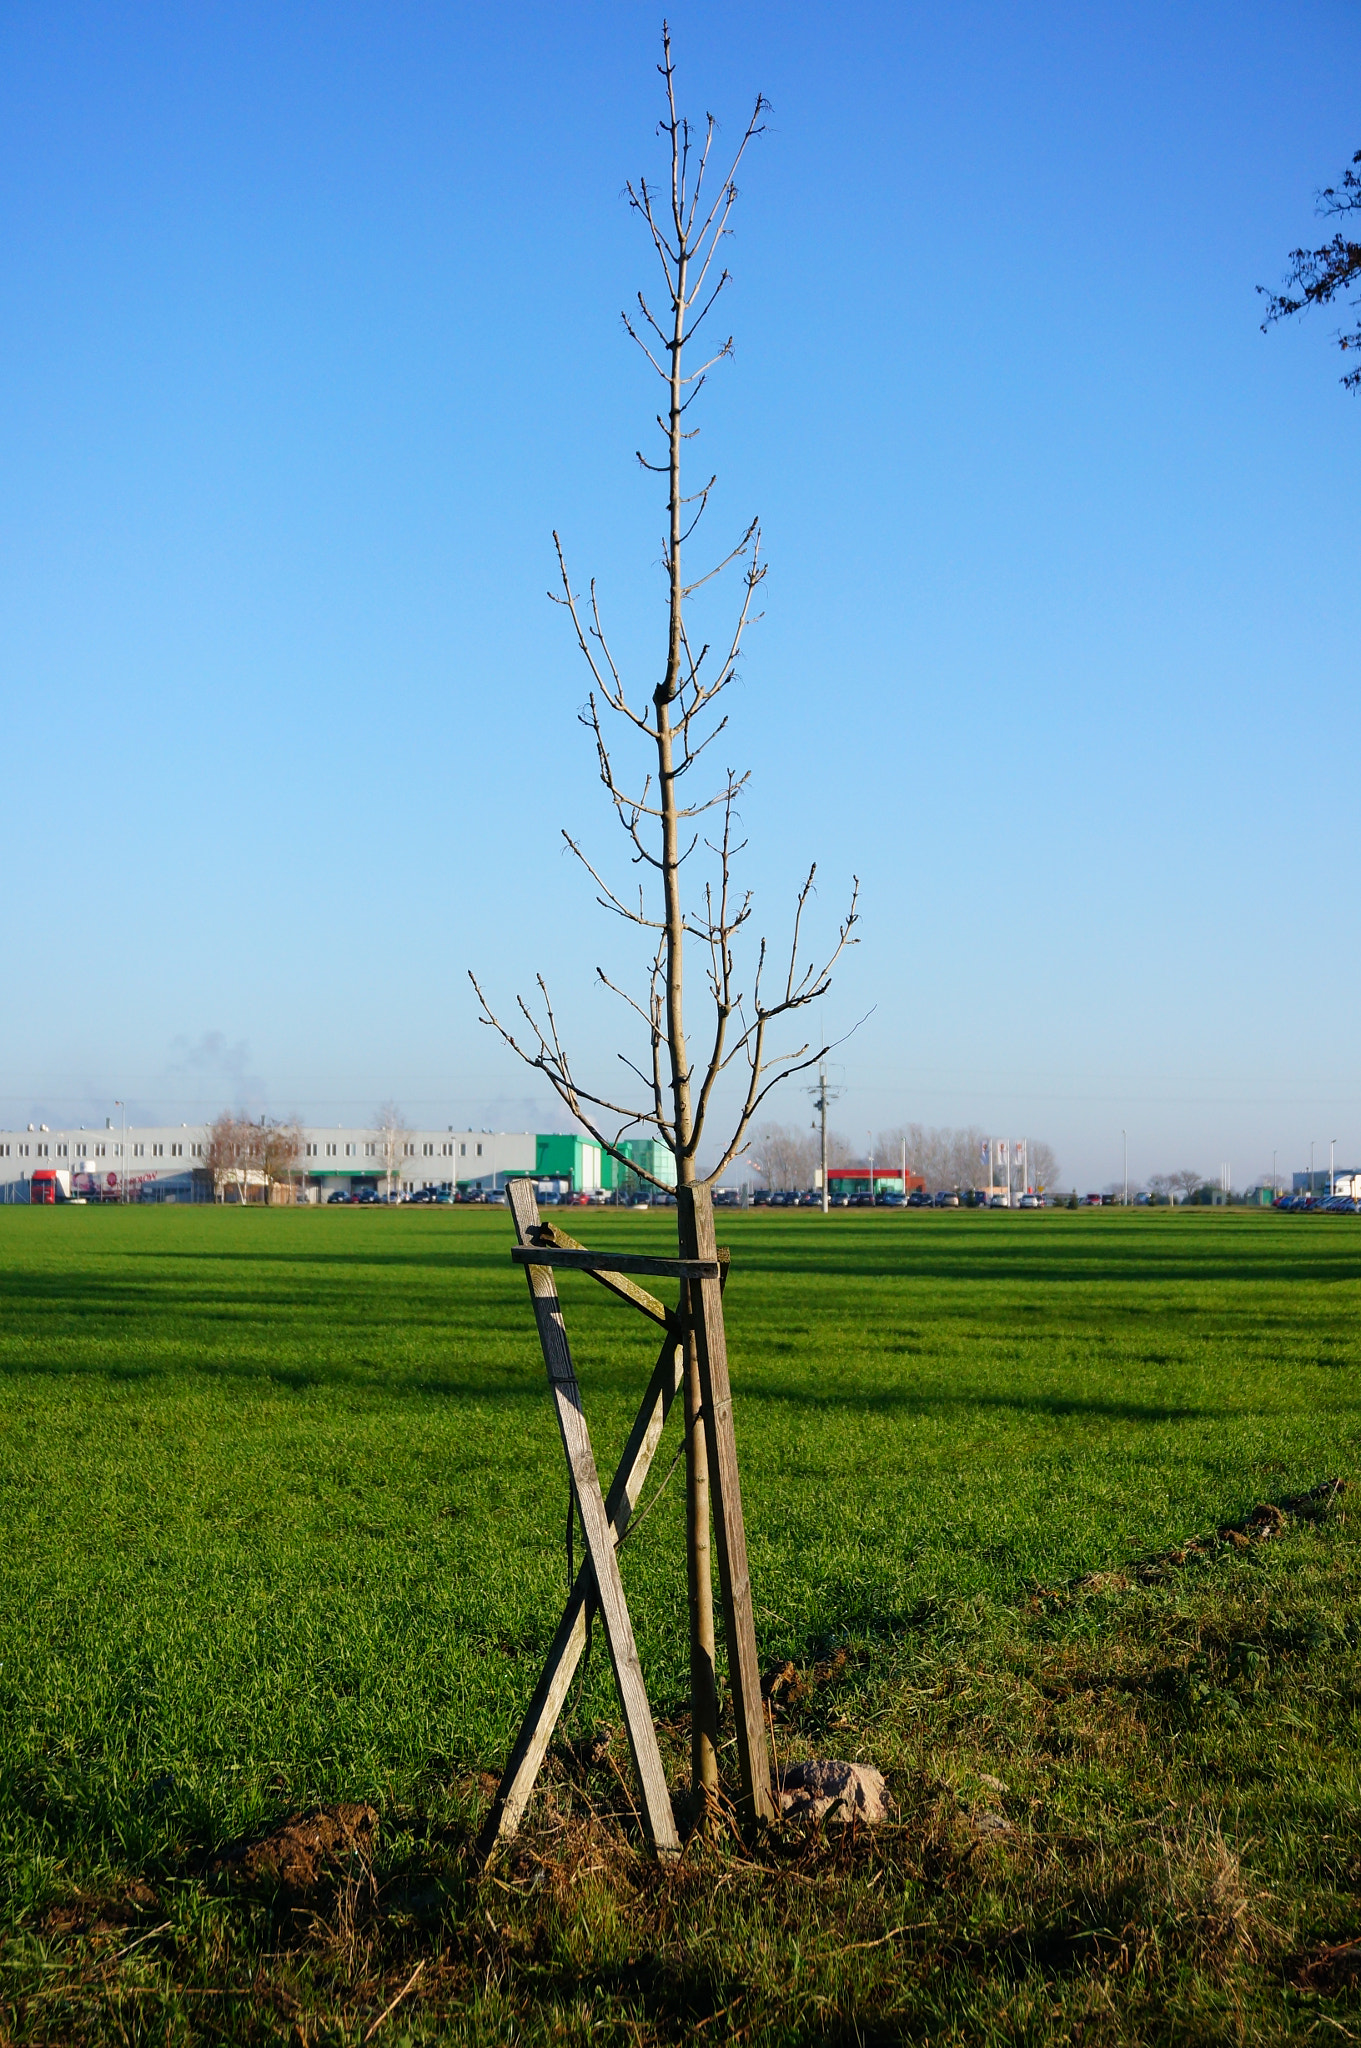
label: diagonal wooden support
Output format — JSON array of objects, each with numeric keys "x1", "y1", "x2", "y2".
[
  {"x1": 479, "y1": 1217, "x2": 733, "y2": 1865},
  {"x1": 677, "y1": 1183, "x2": 774, "y2": 1827},
  {"x1": 497, "y1": 1180, "x2": 680, "y2": 1857},
  {"x1": 477, "y1": 1320, "x2": 684, "y2": 1860},
  {"x1": 536, "y1": 1219, "x2": 682, "y2": 1334}
]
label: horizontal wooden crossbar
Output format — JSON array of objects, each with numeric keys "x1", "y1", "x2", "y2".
[{"x1": 510, "y1": 1245, "x2": 720, "y2": 1280}]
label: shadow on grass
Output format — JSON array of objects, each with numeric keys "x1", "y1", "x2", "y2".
[
  {"x1": 0, "y1": 1336, "x2": 1232, "y2": 1423},
  {"x1": 739, "y1": 1384, "x2": 1219, "y2": 1423}
]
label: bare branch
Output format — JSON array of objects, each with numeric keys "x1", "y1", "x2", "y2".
[{"x1": 476, "y1": 34, "x2": 856, "y2": 1203}]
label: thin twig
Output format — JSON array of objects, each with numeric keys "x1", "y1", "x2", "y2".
[{"x1": 362, "y1": 1958, "x2": 426, "y2": 2043}]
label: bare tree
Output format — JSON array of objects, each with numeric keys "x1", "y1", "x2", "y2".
[
  {"x1": 204, "y1": 1111, "x2": 255, "y2": 1204},
  {"x1": 203, "y1": 1112, "x2": 300, "y2": 1204},
  {"x1": 375, "y1": 1101, "x2": 409, "y2": 1204},
  {"x1": 879, "y1": 1123, "x2": 981, "y2": 1192},
  {"x1": 1168, "y1": 1169, "x2": 1203, "y2": 1202},
  {"x1": 260, "y1": 1118, "x2": 302, "y2": 1202},
  {"x1": 471, "y1": 32, "x2": 857, "y2": 1819},
  {"x1": 748, "y1": 1119, "x2": 845, "y2": 1191},
  {"x1": 1030, "y1": 1140, "x2": 1060, "y2": 1195},
  {"x1": 1261, "y1": 149, "x2": 1361, "y2": 389}
]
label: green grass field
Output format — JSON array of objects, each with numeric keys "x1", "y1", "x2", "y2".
[{"x1": 0, "y1": 1204, "x2": 1358, "y2": 2043}]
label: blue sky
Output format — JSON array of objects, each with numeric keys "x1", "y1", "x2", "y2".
[{"x1": 1, "y1": 0, "x2": 1356, "y2": 1189}]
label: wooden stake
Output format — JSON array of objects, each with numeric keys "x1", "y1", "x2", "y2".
[
  {"x1": 677, "y1": 1183, "x2": 774, "y2": 1826},
  {"x1": 501, "y1": 1181, "x2": 680, "y2": 1857},
  {"x1": 477, "y1": 1321, "x2": 684, "y2": 1859},
  {"x1": 683, "y1": 1278, "x2": 720, "y2": 1813}
]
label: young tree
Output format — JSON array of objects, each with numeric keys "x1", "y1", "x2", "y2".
[
  {"x1": 1261, "y1": 149, "x2": 1361, "y2": 389},
  {"x1": 375, "y1": 1101, "x2": 409, "y2": 1204},
  {"x1": 472, "y1": 30, "x2": 858, "y2": 1816}
]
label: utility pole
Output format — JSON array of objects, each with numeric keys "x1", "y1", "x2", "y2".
[
  {"x1": 1272, "y1": 1149, "x2": 1277, "y2": 1200},
  {"x1": 115, "y1": 1100, "x2": 125, "y2": 1204},
  {"x1": 1122, "y1": 1129, "x2": 1128, "y2": 1208},
  {"x1": 1330, "y1": 1137, "x2": 1337, "y2": 1199},
  {"x1": 807, "y1": 1065, "x2": 842, "y2": 1215}
]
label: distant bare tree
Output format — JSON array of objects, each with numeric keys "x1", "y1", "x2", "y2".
[
  {"x1": 203, "y1": 1112, "x2": 300, "y2": 1203},
  {"x1": 749, "y1": 1122, "x2": 811, "y2": 1191},
  {"x1": 749, "y1": 1119, "x2": 850, "y2": 1190},
  {"x1": 375, "y1": 1102, "x2": 409, "y2": 1204},
  {"x1": 1168, "y1": 1169, "x2": 1203, "y2": 1202},
  {"x1": 470, "y1": 32, "x2": 858, "y2": 1821},
  {"x1": 1147, "y1": 1172, "x2": 1173, "y2": 1200},
  {"x1": 1029, "y1": 1140, "x2": 1060, "y2": 1194},
  {"x1": 204, "y1": 1111, "x2": 255, "y2": 1204},
  {"x1": 880, "y1": 1123, "x2": 1005, "y2": 1192},
  {"x1": 1261, "y1": 149, "x2": 1361, "y2": 389},
  {"x1": 260, "y1": 1118, "x2": 302, "y2": 1201}
]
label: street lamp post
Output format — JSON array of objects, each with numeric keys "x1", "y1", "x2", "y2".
[
  {"x1": 1330, "y1": 1138, "x2": 1337, "y2": 1200},
  {"x1": 1122, "y1": 1129, "x2": 1128, "y2": 1208},
  {"x1": 114, "y1": 1100, "x2": 125, "y2": 1204}
]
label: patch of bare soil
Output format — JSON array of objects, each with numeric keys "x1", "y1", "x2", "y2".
[
  {"x1": 41, "y1": 1878, "x2": 159, "y2": 1940},
  {"x1": 1291, "y1": 1936, "x2": 1361, "y2": 1992},
  {"x1": 212, "y1": 1801, "x2": 378, "y2": 1904}
]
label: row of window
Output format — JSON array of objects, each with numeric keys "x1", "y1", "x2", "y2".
[
  {"x1": 298, "y1": 1140, "x2": 486, "y2": 1161},
  {"x1": 2, "y1": 1136, "x2": 489, "y2": 1163},
  {"x1": 0, "y1": 1141, "x2": 203, "y2": 1161}
]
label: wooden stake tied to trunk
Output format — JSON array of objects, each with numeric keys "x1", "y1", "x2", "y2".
[{"x1": 479, "y1": 1179, "x2": 771, "y2": 1863}]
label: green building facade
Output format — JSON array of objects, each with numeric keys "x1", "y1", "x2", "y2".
[
  {"x1": 531, "y1": 1133, "x2": 678, "y2": 1194},
  {"x1": 602, "y1": 1138, "x2": 677, "y2": 1193}
]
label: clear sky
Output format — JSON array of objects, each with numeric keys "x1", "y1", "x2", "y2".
[{"x1": 1, "y1": 0, "x2": 1357, "y2": 1190}]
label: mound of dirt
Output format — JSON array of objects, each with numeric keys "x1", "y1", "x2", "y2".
[{"x1": 213, "y1": 1802, "x2": 377, "y2": 1902}]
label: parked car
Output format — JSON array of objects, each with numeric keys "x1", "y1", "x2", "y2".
[
  {"x1": 877, "y1": 1191, "x2": 906, "y2": 1207},
  {"x1": 1018, "y1": 1193, "x2": 1041, "y2": 1208},
  {"x1": 326, "y1": 1189, "x2": 352, "y2": 1204},
  {"x1": 935, "y1": 1190, "x2": 960, "y2": 1208},
  {"x1": 906, "y1": 1189, "x2": 932, "y2": 1208}
]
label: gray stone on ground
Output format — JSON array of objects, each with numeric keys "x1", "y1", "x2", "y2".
[{"x1": 777, "y1": 1760, "x2": 890, "y2": 1825}]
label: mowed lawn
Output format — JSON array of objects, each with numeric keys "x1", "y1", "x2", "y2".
[{"x1": 0, "y1": 1203, "x2": 1358, "y2": 2042}]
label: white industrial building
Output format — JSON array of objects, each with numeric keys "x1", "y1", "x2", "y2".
[{"x1": 0, "y1": 1121, "x2": 535, "y2": 1203}]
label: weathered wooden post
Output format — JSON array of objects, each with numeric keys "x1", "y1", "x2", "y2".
[{"x1": 478, "y1": 1179, "x2": 772, "y2": 1861}]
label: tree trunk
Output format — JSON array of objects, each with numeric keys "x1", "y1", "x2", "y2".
[
  {"x1": 650, "y1": 236, "x2": 722, "y2": 1825},
  {"x1": 681, "y1": 1278, "x2": 719, "y2": 1815}
]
